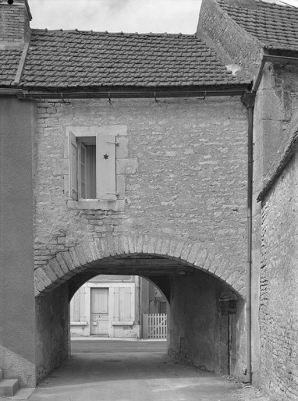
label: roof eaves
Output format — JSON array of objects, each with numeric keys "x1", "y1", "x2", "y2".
[{"x1": 16, "y1": 84, "x2": 250, "y2": 100}]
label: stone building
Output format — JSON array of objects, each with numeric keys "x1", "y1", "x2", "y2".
[{"x1": 0, "y1": 0, "x2": 298, "y2": 399}]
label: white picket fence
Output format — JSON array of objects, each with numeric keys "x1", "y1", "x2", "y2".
[{"x1": 143, "y1": 313, "x2": 167, "y2": 339}]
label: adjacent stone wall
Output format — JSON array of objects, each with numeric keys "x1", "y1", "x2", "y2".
[
  {"x1": 33, "y1": 96, "x2": 248, "y2": 295},
  {"x1": 258, "y1": 64, "x2": 298, "y2": 185},
  {"x1": 36, "y1": 283, "x2": 69, "y2": 383},
  {"x1": 197, "y1": 0, "x2": 261, "y2": 77},
  {"x1": 253, "y1": 64, "x2": 298, "y2": 392},
  {"x1": 168, "y1": 269, "x2": 246, "y2": 378},
  {"x1": 259, "y1": 152, "x2": 298, "y2": 400},
  {"x1": 0, "y1": 97, "x2": 36, "y2": 387}
]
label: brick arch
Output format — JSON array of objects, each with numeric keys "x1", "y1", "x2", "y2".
[{"x1": 34, "y1": 234, "x2": 245, "y2": 299}]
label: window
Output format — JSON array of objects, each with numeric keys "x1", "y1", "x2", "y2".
[{"x1": 69, "y1": 131, "x2": 118, "y2": 201}]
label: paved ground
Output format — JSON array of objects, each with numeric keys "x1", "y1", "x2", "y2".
[
  {"x1": 71, "y1": 338, "x2": 167, "y2": 354},
  {"x1": 19, "y1": 339, "x2": 269, "y2": 401}
]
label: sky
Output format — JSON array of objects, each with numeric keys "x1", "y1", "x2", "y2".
[{"x1": 28, "y1": 0, "x2": 298, "y2": 34}]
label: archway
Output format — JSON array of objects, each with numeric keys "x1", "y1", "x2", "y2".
[
  {"x1": 34, "y1": 235, "x2": 246, "y2": 298},
  {"x1": 35, "y1": 235, "x2": 245, "y2": 384}
]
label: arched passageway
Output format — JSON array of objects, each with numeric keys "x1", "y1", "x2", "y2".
[{"x1": 35, "y1": 239, "x2": 245, "y2": 385}]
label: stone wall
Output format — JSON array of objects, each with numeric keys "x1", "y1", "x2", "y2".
[
  {"x1": 259, "y1": 152, "x2": 298, "y2": 400},
  {"x1": 168, "y1": 269, "x2": 246, "y2": 378},
  {"x1": 253, "y1": 63, "x2": 298, "y2": 393},
  {"x1": 197, "y1": 0, "x2": 261, "y2": 78},
  {"x1": 33, "y1": 96, "x2": 248, "y2": 296},
  {"x1": 257, "y1": 64, "x2": 298, "y2": 184},
  {"x1": 0, "y1": 97, "x2": 36, "y2": 387},
  {"x1": 36, "y1": 283, "x2": 69, "y2": 383}
]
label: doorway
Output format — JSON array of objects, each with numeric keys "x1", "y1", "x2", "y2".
[{"x1": 90, "y1": 288, "x2": 109, "y2": 336}]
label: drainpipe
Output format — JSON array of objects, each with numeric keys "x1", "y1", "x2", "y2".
[{"x1": 241, "y1": 92, "x2": 255, "y2": 385}]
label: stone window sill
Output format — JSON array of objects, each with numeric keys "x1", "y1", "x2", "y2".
[
  {"x1": 67, "y1": 199, "x2": 125, "y2": 211},
  {"x1": 70, "y1": 322, "x2": 88, "y2": 326},
  {"x1": 112, "y1": 322, "x2": 134, "y2": 326}
]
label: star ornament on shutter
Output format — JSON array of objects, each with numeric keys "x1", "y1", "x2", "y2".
[{"x1": 96, "y1": 133, "x2": 117, "y2": 201}]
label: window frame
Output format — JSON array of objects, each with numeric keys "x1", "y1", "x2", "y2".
[{"x1": 65, "y1": 126, "x2": 127, "y2": 211}]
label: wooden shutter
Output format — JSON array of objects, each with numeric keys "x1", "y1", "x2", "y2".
[
  {"x1": 121, "y1": 287, "x2": 133, "y2": 322},
  {"x1": 70, "y1": 288, "x2": 81, "y2": 322},
  {"x1": 96, "y1": 133, "x2": 117, "y2": 201},
  {"x1": 113, "y1": 287, "x2": 120, "y2": 322},
  {"x1": 78, "y1": 142, "x2": 87, "y2": 199},
  {"x1": 69, "y1": 132, "x2": 78, "y2": 200},
  {"x1": 113, "y1": 287, "x2": 133, "y2": 322}
]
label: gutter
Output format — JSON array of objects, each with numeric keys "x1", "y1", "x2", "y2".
[
  {"x1": 252, "y1": 53, "x2": 298, "y2": 93},
  {"x1": 15, "y1": 88, "x2": 247, "y2": 100},
  {"x1": 0, "y1": 88, "x2": 23, "y2": 96}
]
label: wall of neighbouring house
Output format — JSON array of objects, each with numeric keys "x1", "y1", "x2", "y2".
[
  {"x1": 257, "y1": 64, "x2": 298, "y2": 183},
  {"x1": 259, "y1": 152, "x2": 298, "y2": 400},
  {"x1": 197, "y1": 0, "x2": 261, "y2": 81},
  {"x1": 253, "y1": 64, "x2": 298, "y2": 395},
  {"x1": 35, "y1": 283, "x2": 69, "y2": 384},
  {"x1": 0, "y1": 96, "x2": 36, "y2": 387},
  {"x1": 140, "y1": 278, "x2": 167, "y2": 315}
]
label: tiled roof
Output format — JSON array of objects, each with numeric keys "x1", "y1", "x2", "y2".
[
  {"x1": 0, "y1": 50, "x2": 22, "y2": 87},
  {"x1": 218, "y1": 0, "x2": 298, "y2": 51},
  {"x1": 19, "y1": 29, "x2": 249, "y2": 89}
]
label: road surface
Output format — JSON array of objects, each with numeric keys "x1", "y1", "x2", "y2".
[
  {"x1": 27, "y1": 339, "x2": 268, "y2": 401},
  {"x1": 71, "y1": 338, "x2": 167, "y2": 353}
]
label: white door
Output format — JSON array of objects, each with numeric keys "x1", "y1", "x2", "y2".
[{"x1": 90, "y1": 288, "x2": 109, "y2": 336}]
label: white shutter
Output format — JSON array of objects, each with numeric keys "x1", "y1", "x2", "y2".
[
  {"x1": 79, "y1": 287, "x2": 86, "y2": 321},
  {"x1": 113, "y1": 287, "x2": 133, "y2": 323},
  {"x1": 96, "y1": 133, "x2": 117, "y2": 201},
  {"x1": 113, "y1": 287, "x2": 120, "y2": 322},
  {"x1": 69, "y1": 131, "x2": 78, "y2": 200},
  {"x1": 71, "y1": 290, "x2": 80, "y2": 322},
  {"x1": 70, "y1": 295, "x2": 75, "y2": 322},
  {"x1": 122, "y1": 287, "x2": 132, "y2": 322}
]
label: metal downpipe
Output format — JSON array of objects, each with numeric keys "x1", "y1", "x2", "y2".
[{"x1": 241, "y1": 92, "x2": 255, "y2": 385}]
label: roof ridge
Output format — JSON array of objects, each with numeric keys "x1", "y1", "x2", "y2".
[
  {"x1": 218, "y1": 0, "x2": 298, "y2": 10},
  {"x1": 31, "y1": 28, "x2": 197, "y2": 38},
  {"x1": 217, "y1": 0, "x2": 298, "y2": 52}
]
